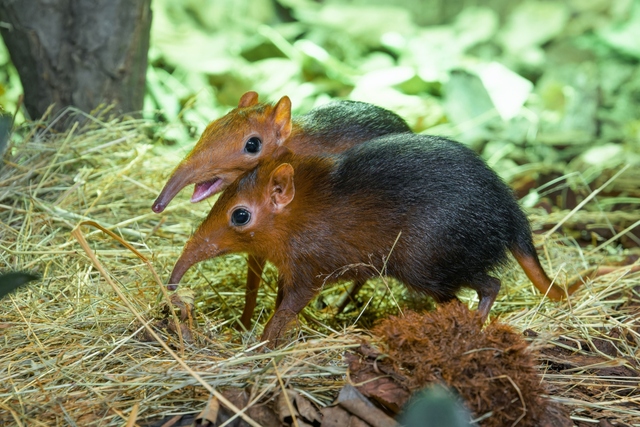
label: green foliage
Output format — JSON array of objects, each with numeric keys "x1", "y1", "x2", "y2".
[
  {"x1": 0, "y1": 39, "x2": 23, "y2": 122},
  {"x1": 399, "y1": 385, "x2": 472, "y2": 427},
  {"x1": 145, "y1": 1, "x2": 640, "y2": 161}
]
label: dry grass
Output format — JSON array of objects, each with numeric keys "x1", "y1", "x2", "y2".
[{"x1": 1, "y1": 114, "x2": 639, "y2": 426}]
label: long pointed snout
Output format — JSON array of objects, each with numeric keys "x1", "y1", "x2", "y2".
[
  {"x1": 167, "y1": 236, "x2": 221, "y2": 290},
  {"x1": 167, "y1": 252, "x2": 197, "y2": 290},
  {"x1": 152, "y1": 159, "x2": 198, "y2": 213}
]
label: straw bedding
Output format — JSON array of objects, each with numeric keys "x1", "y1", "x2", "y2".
[{"x1": 1, "y1": 114, "x2": 639, "y2": 426}]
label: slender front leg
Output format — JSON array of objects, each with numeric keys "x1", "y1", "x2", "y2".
[
  {"x1": 471, "y1": 275, "x2": 501, "y2": 322},
  {"x1": 237, "y1": 255, "x2": 266, "y2": 330},
  {"x1": 261, "y1": 284, "x2": 318, "y2": 349}
]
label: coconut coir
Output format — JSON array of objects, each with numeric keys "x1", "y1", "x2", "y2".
[{"x1": 347, "y1": 302, "x2": 571, "y2": 427}]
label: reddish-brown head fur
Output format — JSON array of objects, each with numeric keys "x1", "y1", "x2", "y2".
[
  {"x1": 152, "y1": 91, "x2": 293, "y2": 213},
  {"x1": 168, "y1": 149, "x2": 301, "y2": 287}
]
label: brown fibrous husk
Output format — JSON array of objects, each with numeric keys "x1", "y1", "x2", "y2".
[{"x1": 366, "y1": 303, "x2": 568, "y2": 426}]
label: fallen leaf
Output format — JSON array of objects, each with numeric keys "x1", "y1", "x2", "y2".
[
  {"x1": 320, "y1": 406, "x2": 351, "y2": 427},
  {"x1": 276, "y1": 389, "x2": 322, "y2": 426},
  {"x1": 194, "y1": 396, "x2": 219, "y2": 426},
  {"x1": 336, "y1": 385, "x2": 399, "y2": 427}
]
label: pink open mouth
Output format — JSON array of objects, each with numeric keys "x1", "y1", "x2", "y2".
[{"x1": 191, "y1": 178, "x2": 223, "y2": 203}]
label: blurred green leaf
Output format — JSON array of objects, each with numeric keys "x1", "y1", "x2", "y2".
[
  {"x1": 442, "y1": 69, "x2": 499, "y2": 146},
  {"x1": 0, "y1": 39, "x2": 24, "y2": 123},
  {"x1": 498, "y1": 1, "x2": 569, "y2": 54},
  {"x1": 296, "y1": 4, "x2": 415, "y2": 47},
  {"x1": 145, "y1": 66, "x2": 184, "y2": 122},
  {"x1": 597, "y1": 0, "x2": 640, "y2": 58},
  {"x1": 453, "y1": 7, "x2": 499, "y2": 51},
  {"x1": 248, "y1": 58, "x2": 301, "y2": 96},
  {"x1": 473, "y1": 62, "x2": 533, "y2": 121},
  {"x1": 399, "y1": 385, "x2": 472, "y2": 427}
]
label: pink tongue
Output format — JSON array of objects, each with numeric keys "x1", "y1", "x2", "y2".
[{"x1": 191, "y1": 178, "x2": 223, "y2": 202}]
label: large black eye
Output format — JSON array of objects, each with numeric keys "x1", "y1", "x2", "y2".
[
  {"x1": 231, "y1": 208, "x2": 251, "y2": 226},
  {"x1": 244, "y1": 137, "x2": 262, "y2": 154}
]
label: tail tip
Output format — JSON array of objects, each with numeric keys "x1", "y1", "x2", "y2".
[{"x1": 152, "y1": 201, "x2": 165, "y2": 213}]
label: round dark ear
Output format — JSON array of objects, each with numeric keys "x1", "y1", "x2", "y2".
[
  {"x1": 273, "y1": 96, "x2": 292, "y2": 143},
  {"x1": 238, "y1": 91, "x2": 259, "y2": 108}
]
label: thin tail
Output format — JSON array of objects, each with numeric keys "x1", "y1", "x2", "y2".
[{"x1": 511, "y1": 247, "x2": 582, "y2": 300}]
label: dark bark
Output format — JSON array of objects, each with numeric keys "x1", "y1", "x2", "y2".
[{"x1": 0, "y1": 0, "x2": 151, "y2": 126}]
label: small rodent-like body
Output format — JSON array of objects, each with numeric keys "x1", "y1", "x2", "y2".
[
  {"x1": 154, "y1": 92, "x2": 411, "y2": 329},
  {"x1": 168, "y1": 133, "x2": 580, "y2": 347}
]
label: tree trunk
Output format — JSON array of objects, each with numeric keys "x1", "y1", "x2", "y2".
[{"x1": 0, "y1": 0, "x2": 151, "y2": 126}]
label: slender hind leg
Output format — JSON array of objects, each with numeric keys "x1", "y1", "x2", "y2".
[
  {"x1": 334, "y1": 279, "x2": 366, "y2": 314},
  {"x1": 469, "y1": 275, "x2": 501, "y2": 322},
  {"x1": 237, "y1": 255, "x2": 266, "y2": 330}
]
